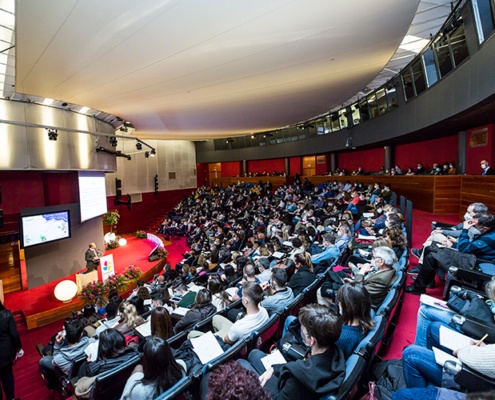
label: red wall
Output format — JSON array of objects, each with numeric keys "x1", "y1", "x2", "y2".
[
  {"x1": 338, "y1": 148, "x2": 384, "y2": 172},
  {"x1": 196, "y1": 163, "x2": 208, "y2": 187},
  {"x1": 465, "y1": 124, "x2": 494, "y2": 175},
  {"x1": 289, "y1": 157, "x2": 301, "y2": 175},
  {"x1": 395, "y1": 135, "x2": 458, "y2": 172},
  {"x1": 107, "y1": 188, "x2": 194, "y2": 234},
  {"x1": 221, "y1": 161, "x2": 241, "y2": 177},
  {"x1": 248, "y1": 158, "x2": 285, "y2": 175},
  {"x1": 0, "y1": 171, "x2": 79, "y2": 233},
  {"x1": 315, "y1": 154, "x2": 328, "y2": 175}
]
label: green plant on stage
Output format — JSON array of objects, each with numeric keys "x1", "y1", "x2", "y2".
[
  {"x1": 105, "y1": 238, "x2": 120, "y2": 250},
  {"x1": 136, "y1": 230, "x2": 147, "y2": 239},
  {"x1": 103, "y1": 210, "x2": 120, "y2": 232},
  {"x1": 79, "y1": 264, "x2": 143, "y2": 303}
]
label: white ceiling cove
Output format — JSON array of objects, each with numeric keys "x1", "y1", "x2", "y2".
[{"x1": 15, "y1": 0, "x2": 423, "y2": 140}]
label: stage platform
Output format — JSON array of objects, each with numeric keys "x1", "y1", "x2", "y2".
[{"x1": 4, "y1": 235, "x2": 168, "y2": 330}]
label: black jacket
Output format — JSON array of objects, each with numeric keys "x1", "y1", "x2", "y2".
[
  {"x1": 0, "y1": 309, "x2": 22, "y2": 368},
  {"x1": 85, "y1": 347, "x2": 139, "y2": 377},
  {"x1": 264, "y1": 345, "x2": 346, "y2": 400},
  {"x1": 288, "y1": 266, "x2": 316, "y2": 296},
  {"x1": 173, "y1": 303, "x2": 217, "y2": 333}
]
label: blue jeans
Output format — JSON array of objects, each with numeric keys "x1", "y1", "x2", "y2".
[
  {"x1": 402, "y1": 345, "x2": 442, "y2": 388},
  {"x1": 247, "y1": 349, "x2": 268, "y2": 375},
  {"x1": 414, "y1": 304, "x2": 455, "y2": 347},
  {"x1": 282, "y1": 315, "x2": 297, "y2": 337}
]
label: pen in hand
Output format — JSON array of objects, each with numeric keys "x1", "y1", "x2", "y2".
[{"x1": 476, "y1": 333, "x2": 488, "y2": 346}]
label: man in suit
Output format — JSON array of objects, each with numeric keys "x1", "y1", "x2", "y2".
[
  {"x1": 351, "y1": 246, "x2": 397, "y2": 308},
  {"x1": 481, "y1": 159, "x2": 495, "y2": 175},
  {"x1": 85, "y1": 242, "x2": 101, "y2": 272}
]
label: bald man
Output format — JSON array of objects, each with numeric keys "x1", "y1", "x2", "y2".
[{"x1": 85, "y1": 242, "x2": 101, "y2": 272}]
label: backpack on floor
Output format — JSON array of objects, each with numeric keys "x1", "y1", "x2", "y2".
[{"x1": 365, "y1": 359, "x2": 406, "y2": 400}]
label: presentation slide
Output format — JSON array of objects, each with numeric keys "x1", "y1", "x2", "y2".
[
  {"x1": 22, "y1": 211, "x2": 70, "y2": 247},
  {"x1": 78, "y1": 171, "x2": 108, "y2": 222}
]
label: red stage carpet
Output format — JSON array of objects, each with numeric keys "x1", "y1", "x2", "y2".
[{"x1": 4, "y1": 235, "x2": 159, "y2": 323}]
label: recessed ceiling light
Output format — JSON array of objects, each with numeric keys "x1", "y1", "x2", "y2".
[
  {"x1": 43, "y1": 98, "x2": 54, "y2": 106},
  {"x1": 79, "y1": 106, "x2": 90, "y2": 114}
]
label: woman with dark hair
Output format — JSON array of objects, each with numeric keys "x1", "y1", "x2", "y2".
[
  {"x1": 79, "y1": 328, "x2": 138, "y2": 378},
  {"x1": 0, "y1": 299, "x2": 22, "y2": 400},
  {"x1": 335, "y1": 282, "x2": 374, "y2": 358},
  {"x1": 288, "y1": 252, "x2": 316, "y2": 296},
  {"x1": 138, "y1": 307, "x2": 173, "y2": 352},
  {"x1": 173, "y1": 289, "x2": 216, "y2": 333},
  {"x1": 121, "y1": 337, "x2": 185, "y2": 399},
  {"x1": 204, "y1": 360, "x2": 270, "y2": 400},
  {"x1": 208, "y1": 276, "x2": 232, "y2": 311},
  {"x1": 222, "y1": 264, "x2": 237, "y2": 284}
]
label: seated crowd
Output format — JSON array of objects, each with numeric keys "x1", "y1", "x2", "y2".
[{"x1": 36, "y1": 178, "x2": 447, "y2": 399}]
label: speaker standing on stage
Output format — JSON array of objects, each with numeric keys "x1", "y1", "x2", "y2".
[{"x1": 85, "y1": 242, "x2": 102, "y2": 272}]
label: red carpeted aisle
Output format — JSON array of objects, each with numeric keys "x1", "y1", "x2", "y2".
[{"x1": 382, "y1": 210, "x2": 460, "y2": 359}]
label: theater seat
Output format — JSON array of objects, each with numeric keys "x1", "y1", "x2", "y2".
[
  {"x1": 89, "y1": 354, "x2": 141, "y2": 400},
  {"x1": 154, "y1": 376, "x2": 193, "y2": 400},
  {"x1": 444, "y1": 360, "x2": 495, "y2": 392}
]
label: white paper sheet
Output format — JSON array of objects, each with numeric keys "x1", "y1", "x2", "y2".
[
  {"x1": 261, "y1": 349, "x2": 287, "y2": 370},
  {"x1": 439, "y1": 325, "x2": 472, "y2": 351},
  {"x1": 432, "y1": 347, "x2": 458, "y2": 366},
  {"x1": 419, "y1": 294, "x2": 454, "y2": 313},
  {"x1": 190, "y1": 331, "x2": 225, "y2": 364},
  {"x1": 135, "y1": 321, "x2": 151, "y2": 337}
]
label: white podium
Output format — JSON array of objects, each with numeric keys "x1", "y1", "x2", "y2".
[{"x1": 76, "y1": 270, "x2": 99, "y2": 293}]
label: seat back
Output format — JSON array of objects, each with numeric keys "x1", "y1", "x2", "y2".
[
  {"x1": 247, "y1": 313, "x2": 281, "y2": 353},
  {"x1": 354, "y1": 315, "x2": 386, "y2": 362},
  {"x1": 89, "y1": 354, "x2": 141, "y2": 400},
  {"x1": 200, "y1": 339, "x2": 248, "y2": 376},
  {"x1": 154, "y1": 376, "x2": 192, "y2": 400},
  {"x1": 302, "y1": 278, "x2": 321, "y2": 305}
]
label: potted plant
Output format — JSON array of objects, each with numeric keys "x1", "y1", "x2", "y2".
[
  {"x1": 136, "y1": 230, "x2": 146, "y2": 239},
  {"x1": 103, "y1": 210, "x2": 120, "y2": 232}
]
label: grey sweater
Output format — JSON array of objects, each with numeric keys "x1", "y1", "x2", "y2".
[{"x1": 53, "y1": 336, "x2": 95, "y2": 376}]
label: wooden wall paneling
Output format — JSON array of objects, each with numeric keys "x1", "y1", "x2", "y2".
[
  {"x1": 460, "y1": 176, "x2": 495, "y2": 219},
  {"x1": 0, "y1": 242, "x2": 21, "y2": 293},
  {"x1": 433, "y1": 176, "x2": 462, "y2": 214}
]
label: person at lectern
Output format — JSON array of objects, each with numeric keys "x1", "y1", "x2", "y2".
[{"x1": 85, "y1": 243, "x2": 102, "y2": 272}]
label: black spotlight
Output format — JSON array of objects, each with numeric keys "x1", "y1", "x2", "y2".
[
  {"x1": 150, "y1": 149, "x2": 156, "y2": 157},
  {"x1": 145, "y1": 151, "x2": 150, "y2": 158},
  {"x1": 47, "y1": 129, "x2": 58, "y2": 141},
  {"x1": 136, "y1": 142, "x2": 142, "y2": 150},
  {"x1": 110, "y1": 137, "x2": 118, "y2": 147}
]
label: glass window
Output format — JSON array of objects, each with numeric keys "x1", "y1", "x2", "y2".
[
  {"x1": 422, "y1": 47, "x2": 439, "y2": 87},
  {"x1": 358, "y1": 98, "x2": 370, "y2": 121},
  {"x1": 330, "y1": 114, "x2": 340, "y2": 132},
  {"x1": 434, "y1": 35, "x2": 453, "y2": 78},
  {"x1": 401, "y1": 68, "x2": 415, "y2": 100},
  {"x1": 376, "y1": 88, "x2": 388, "y2": 114},
  {"x1": 367, "y1": 94, "x2": 379, "y2": 118},
  {"x1": 338, "y1": 109, "x2": 348, "y2": 129},
  {"x1": 351, "y1": 104, "x2": 361, "y2": 125},
  {"x1": 386, "y1": 85, "x2": 398, "y2": 109},
  {"x1": 472, "y1": 0, "x2": 495, "y2": 43},
  {"x1": 450, "y1": 24, "x2": 469, "y2": 67},
  {"x1": 411, "y1": 59, "x2": 426, "y2": 95}
]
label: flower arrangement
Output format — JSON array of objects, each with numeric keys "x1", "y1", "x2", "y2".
[
  {"x1": 157, "y1": 247, "x2": 168, "y2": 259},
  {"x1": 79, "y1": 264, "x2": 143, "y2": 303},
  {"x1": 105, "y1": 238, "x2": 121, "y2": 250},
  {"x1": 136, "y1": 230, "x2": 147, "y2": 239}
]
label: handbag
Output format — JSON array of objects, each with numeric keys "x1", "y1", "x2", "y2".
[{"x1": 359, "y1": 381, "x2": 378, "y2": 400}]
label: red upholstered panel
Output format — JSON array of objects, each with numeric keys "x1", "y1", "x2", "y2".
[
  {"x1": 338, "y1": 148, "x2": 384, "y2": 173},
  {"x1": 395, "y1": 135, "x2": 458, "y2": 172},
  {"x1": 289, "y1": 157, "x2": 301, "y2": 175},
  {"x1": 221, "y1": 161, "x2": 241, "y2": 177},
  {"x1": 248, "y1": 158, "x2": 285, "y2": 175},
  {"x1": 196, "y1": 163, "x2": 208, "y2": 187}
]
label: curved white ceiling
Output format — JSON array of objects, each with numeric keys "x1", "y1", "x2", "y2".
[{"x1": 16, "y1": 0, "x2": 421, "y2": 140}]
